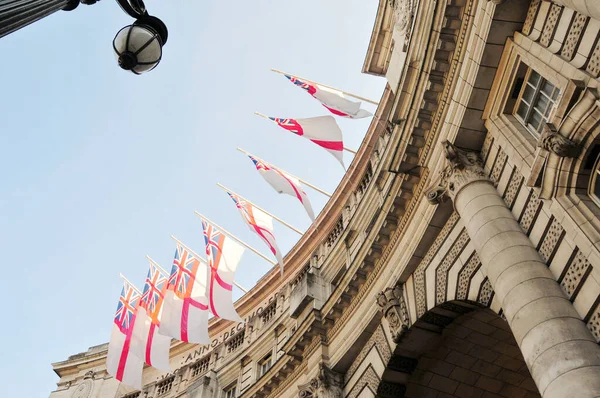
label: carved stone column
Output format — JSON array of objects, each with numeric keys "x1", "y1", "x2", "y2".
[
  {"x1": 298, "y1": 364, "x2": 343, "y2": 398},
  {"x1": 376, "y1": 285, "x2": 409, "y2": 343},
  {"x1": 426, "y1": 141, "x2": 600, "y2": 398},
  {"x1": 550, "y1": 0, "x2": 600, "y2": 22}
]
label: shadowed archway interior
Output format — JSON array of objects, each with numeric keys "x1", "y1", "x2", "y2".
[{"x1": 379, "y1": 304, "x2": 540, "y2": 398}]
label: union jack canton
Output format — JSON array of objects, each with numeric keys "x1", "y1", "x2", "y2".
[
  {"x1": 141, "y1": 264, "x2": 167, "y2": 320},
  {"x1": 168, "y1": 245, "x2": 199, "y2": 298},
  {"x1": 114, "y1": 284, "x2": 140, "y2": 334},
  {"x1": 269, "y1": 117, "x2": 304, "y2": 136}
]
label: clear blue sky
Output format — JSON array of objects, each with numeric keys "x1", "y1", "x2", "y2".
[{"x1": 0, "y1": 1, "x2": 385, "y2": 396}]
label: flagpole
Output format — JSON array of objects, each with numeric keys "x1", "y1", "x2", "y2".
[
  {"x1": 194, "y1": 211, "x2": 278, "y2": 268},
  {"x1": 270, "y1": 68, "x2": 380, "y2": 105},
  {"x1": 253, "y1": 111, "x2": 357, "y2": 154},
  {"x1": 146, "y1": 255, "x2": 170, "y2": 276},
  {"x1": 170, "y1": 235, "x2": 249, "y2": 294},
  {"x1": 216, "y1": 183, "x2": 303, "y2": 235},
  {"x1": 236, "y1": 147, "x2": 333, "y2": 198},
  {"x1": 119, "y1": 273, "x2": 142, "y2": 295}
]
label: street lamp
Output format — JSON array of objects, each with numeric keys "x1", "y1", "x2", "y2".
[
  {"x1": 111, "y1": 1, "x2": 168, "y2": 74},
  {"x1": 0, "y1": 0, "x2": 168, "y2": 75}
]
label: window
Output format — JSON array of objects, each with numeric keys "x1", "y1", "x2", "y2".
[
  {"x1": 589, "y1": 151, "x2": 600, "y2": 205},
  {"x1": 190, "y1": 356, "x2": 210, "y2": 378},
  {"x1": 258, "y1": 354, "x2": 272, "y2": 377},
  {"x1": 515, "y1": 69, "x2": 559, "y2": 135},
  {"x1": 156, "y1": 376, "x2": 174, "y2": 396},
  {"x1": 226, "y1": 331, "x2": 245, "y2": 354},
  {"x1": 260, "y1": 302, "x2": 277, "y2": 324},
  {"x1": 223, "y1": 383, "x2": 237, "y2": 398}
]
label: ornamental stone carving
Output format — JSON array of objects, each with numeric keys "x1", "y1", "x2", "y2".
[
  {"x1": 538, "y1": 123, "x2": 581, "y2": 158},
  {"x1": 426, "y1": 140, "x2": 488, "y2": 205},
  {"x1": 298, "y1": 364, "x2": 343, "y2": 398},
  {"x1": 70, "y1": 380, "x2": 92, "y2": 398},
  {"x1": 376, "y1": 285, "x2": 409, "y2": 343},
  {"x1": 390, "y1": 0, "x2": 415, "y2": 39},
  {"x1": 83, "y1": 370, "x2": 95, "y2": 380}
]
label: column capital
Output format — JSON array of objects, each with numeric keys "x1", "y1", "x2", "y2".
[
  {"x1": 298, "y1": 363, "x2": 343, "y2": 398},
  {"x1": 426, "y1": 140, "x2": 489, "y2": 205}
]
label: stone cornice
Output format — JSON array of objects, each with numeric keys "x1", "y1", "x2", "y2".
[{"x1": 363, "y1": 0, "x2": 393, "y2": 75}]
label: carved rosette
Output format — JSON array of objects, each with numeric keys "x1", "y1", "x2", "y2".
[
  {"x1": 538, "y1": 124, "x2": 581, "y2": 158},
  {"x1": 70, "y1": 380, "x2": 92, "y2": 398},
  {"x1": 376, "y1": 286, "x2": 409, "y2": 343},
  {"x1": 426, "y1": 141, "x2": 488, "y2": 205},
  {"x1": 298, "y1": 364, "x2": 343, "y2": 398}
]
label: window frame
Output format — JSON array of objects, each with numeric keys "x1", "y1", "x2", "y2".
[
  {"x1": 513, "y1": 67, "x2": 560, "y2": 136},
  {"x1": 223, "y1": 383, "x2": 237, "y2": 398},
  {"x1": 258, "y1": 354, "x2": 272, "y2": 378},
  {"x1": 589, "y1": 152, "x2": 600, "y2": 207}
]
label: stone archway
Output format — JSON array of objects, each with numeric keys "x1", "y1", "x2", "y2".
[{"x1": 377, "y1": 302, "x2": 540, "y2": 397}]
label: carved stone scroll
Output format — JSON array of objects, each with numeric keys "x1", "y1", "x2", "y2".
[
  {"x1": 426, "y1": 140, "x2": 488, "y2": 205},
  {"x1": 538, "y1": 123, "x2": 581, "y2": 158}
]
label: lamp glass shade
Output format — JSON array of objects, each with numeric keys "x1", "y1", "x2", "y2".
[{"x1": 113, "y1": 24, "x2": 163, "y2": 74}]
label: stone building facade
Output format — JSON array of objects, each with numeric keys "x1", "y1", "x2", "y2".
[{"x1": 49, "y1": 0, "x2": 600, "y2": 397}]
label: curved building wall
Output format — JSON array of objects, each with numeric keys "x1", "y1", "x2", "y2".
[{"x1": 49, "y1": 1, "x2": 600, "y2": 397}]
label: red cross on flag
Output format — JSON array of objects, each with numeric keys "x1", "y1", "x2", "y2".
[
  {"x1": 107, "y1": 281, "x2": 143, "y2": 389},
  {"x1": 227, "y1": 191, "x2": 284, "y2": 274},
  {"x1": 130, "y1": 261, "x2": 171, "y2": 372},
  {"x1": 202, "y1": 218, "x2": 245, "y2": 322},
  {"x1": 158, "y1": 244, "x2": 210, "y2": 344},
  {"x1": 248, "y1": 155, "x2": 315, "y2": 221},
  {"x1": 284, "y1": 75, "x2": 373, "y2": 119},
  {"x1": 268, "y1": 115, "x2": 345, "y2": 167}
]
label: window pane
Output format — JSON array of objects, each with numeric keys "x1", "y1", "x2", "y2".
[
  {"x1": 540, "y1": 80, "x2": 556, "y2": 97},
  {"x1": 594, "y1": 175, "x2": 600, "y2": 198},
  {"x1": 544, "y1": 100, "x2": 555, "y2": 117},
  {"x1": 528, "y1": 70, "x2": 541, "y2": 86},
  {"x1": 522, "y1": 84, "x2": 536, "y2": 103},
  {"x1": 534, "y1": 93, "x2": 550, "y2": 115},
  {"x1": 530, "y1": 110, "x2": 543, "y2": 132},
  {"x1": 517, "y1": 101, "x2": 529, "y2": 120}
]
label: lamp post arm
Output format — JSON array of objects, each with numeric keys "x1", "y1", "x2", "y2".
[{"x1": 115, "y1": 0, "x2": 147, "y2": 19}]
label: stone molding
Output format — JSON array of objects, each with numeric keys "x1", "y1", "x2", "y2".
[
  {"x1": 426, "y1": 141, "x2": 489, "y2": 205},
  {"x1": 414, "y1": 212, "x2": 461, "y2": 317},
  {"x1": 345, "y1": 325, "x2": 392, "y2": 383},
  {"x1": 346, "y1": 365, "x2": 380, "y2": 398},
  {"x1": 376, "y1": 285, "x2": 410, "y2": 343},
  {"x1": 297, "y1": 364, "x2": 343, "y2": 398},
  {"x1": 538, "y1": 123, "x2": 581, "y2": 158}
]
